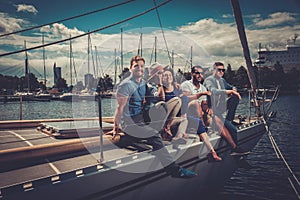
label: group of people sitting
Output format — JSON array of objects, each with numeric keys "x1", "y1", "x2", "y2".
[{"x1": 107, "y1": 55, "x2": 249, "y2": 178}]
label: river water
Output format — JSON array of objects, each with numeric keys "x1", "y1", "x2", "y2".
[{"x1": 0, "y1": 95, "x2": 299, "y2": 200}]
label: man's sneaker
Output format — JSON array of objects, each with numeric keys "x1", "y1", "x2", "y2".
[
  {"x1": 171, "y1": 167, "x2": 198, "y2": 178},
  {"x1": 230, "y1": 146, "x2": 251, "y2": 156}
]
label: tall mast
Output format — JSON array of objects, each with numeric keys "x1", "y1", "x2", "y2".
[
  {"x1": 24, "y1": 40, "x2": 28, "y2": 75},
  {"x1": 140, "y1": 32, "x2": 143, "y2": 57},
  {"x1": 42, "y1": 34, "x2": 47, "y2": 86},
  {"x1": 120, "y1": 28, "x2": 123, "y2": 71},
  {"x1": 230, "y1": 0, "x2": 260, "y2": 116},
  {"x1": 24, "y1": 40, "x2": 30, "y2": 93},
  {"x1": 154, "y1": 36, "x2": 157, "y2": 62},
  {"x1": 114, "y1": 48, "x2": 117, "y2": 84},
  {"x1": 171, "y1": 50, "x2": 174, "y2": 69},
  {"x1": 69, "y1": 34, "x2": 73, "y2": 86},
  {"x1": 95, "y1": 46, "x2": 103, "y2": 77},
  {"x1": 87, "y1": 32, "x2": 90, "y2": 74},
  {"x1": 190, "y1": 46, "x2": 193, "y2": 69},
  {"x1": 138, "y1": 32, "x2": 143, "y2": 56}
]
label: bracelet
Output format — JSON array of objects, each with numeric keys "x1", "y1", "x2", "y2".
[{"x1": 157, "y1": 84, "x2": 162, "y2": 87}]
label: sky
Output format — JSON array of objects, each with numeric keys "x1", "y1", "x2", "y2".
[{"x1": 0, "y1": 0, "x2": 299, "y2": 86}]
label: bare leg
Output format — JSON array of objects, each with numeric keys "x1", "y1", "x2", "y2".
[
  {"x1": 188, "y1": 100, "x2": 204, "y2": 121},
  {"x1": 213, "y1": 115, "x2": 237, "y2": 149},
  {"x1": 199, "y1": 132, "x2": 222, "y2": 161}
]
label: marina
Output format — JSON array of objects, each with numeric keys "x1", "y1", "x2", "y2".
[{"x1": 0, "y1": 0, "x2": 299, "y2": 199}]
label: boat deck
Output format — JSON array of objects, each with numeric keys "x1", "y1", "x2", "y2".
[
  {"x1": 0, "y1": 117, "x2": 263, "y2": 198},
  {"x1": 0, "y1": 124, "x2": 197, "y2": 189}
]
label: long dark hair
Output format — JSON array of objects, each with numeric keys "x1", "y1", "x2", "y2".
[{"x1": 163, "y1": 66, "x2": 176, "y2": 86}]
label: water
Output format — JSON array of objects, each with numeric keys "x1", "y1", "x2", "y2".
[
  {"x1": 0, "y1": 95, "x2": 299, "y2": 200},
  {"x1": 220, "y1": 95, "x2": 300, "y2": 200},
  {"x1": 0, "y1": 98, "x2": 115, "y2": 120}
]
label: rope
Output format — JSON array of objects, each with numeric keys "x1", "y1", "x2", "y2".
[
  {"x1": 153, "y1": 0, "x2": 172, "y2": 65},
  {"x1": 0, "y1": 0, "x2": 135, "y2": 38},
  {"x1": 262, "y1": 117, "x2": 300, "y2": 195},
  {"x1": 288, "y1": 177, "x2": 300, "y2": 200},
  {"x1": 0, "y1": 0, "x2": 173, "y2": 58}
]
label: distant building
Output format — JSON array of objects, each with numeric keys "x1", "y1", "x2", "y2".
[
  {"x1": 84, "y1": 73, "x2": 94, "y2": 89},
  {"x1": 53, "y1": 62, "x2": 62, "y2": 86},
  {"x1": 255, "y1": 35, "x2": 300, "y2": 73}
]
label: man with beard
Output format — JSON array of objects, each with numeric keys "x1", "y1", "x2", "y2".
[{"x1": 182, "y1": 65, "x2": 248, "y2": 156}]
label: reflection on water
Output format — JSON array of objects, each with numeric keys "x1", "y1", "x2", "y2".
[
  {"x1": 0, "y1": 98, "x2": 116, "y2": 120},
  {"x1": 0, "y1": 95, "x2": 299, "y2": 200}
]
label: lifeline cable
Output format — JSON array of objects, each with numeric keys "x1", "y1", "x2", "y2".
[
  {"x1": 0, "y1": 0, "x2": 135, "y2": 38},
  {"x1": 0, "y1": 0, "x2": 173, "y2": 57}
]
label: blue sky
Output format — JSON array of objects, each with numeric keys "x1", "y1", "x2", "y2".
[{"x1": 0, "y1": 0, "x2": 299, "y2": 85}]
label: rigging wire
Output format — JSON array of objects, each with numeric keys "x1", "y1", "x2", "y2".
[
  {"x1": 152, "y1": 0, "x2": 172, "y2": 65},
  {"x1": 0, "y1": 0, "x2": 135, "y2": 38},
  {"x1": 0, "y1": 0, "x2": 173, "y2": 58},
  {"x1": 261, "y1": 117, "x2": 300, "y2": 196}
]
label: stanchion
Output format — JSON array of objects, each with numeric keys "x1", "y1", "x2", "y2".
[{"x1": 97, "y1": 93, "x2": 104, "y2": 162}]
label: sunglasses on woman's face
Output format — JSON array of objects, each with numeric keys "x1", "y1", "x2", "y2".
[{"x1": 193, "y1": 71, "x2": 203, "y2": 75}]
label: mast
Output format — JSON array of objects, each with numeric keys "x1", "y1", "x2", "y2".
[
  {"x1": 24, "y1": 40, "x2": 28, "y2": 75},
  {"x1": 154, "y1": 36, "x2": 157, "y2": 62},
  {"x1": 190, "y1": 46, "x2": 193, "y2": 69},
  {"x1": 230, "y1": 0, "x2": 261, "y2": 116},
  {"x1": 42, "y1": 34, "x2": 47, "y2": 86},
  {"x1": 114, "y1": 48, "x2": 117, "y2": 84},
  {"x1": 138, "y1": 31, "x2": 143, "y2": 56},
  {"x1": 140, "y1": 31, "x2": 143, "y2": 57},
  {"x1": 24, "y1": 40, "x2": 30, "y2": 93},
  {"x1": 95, "y1": 46, "x2": 104, "y2": 77},
  {"x1": 120, "y1": 28, "x2": 123, "y2": 71},
  {"x1": 87, "y1": 32, "x2": 90, "y2": 74},
  {"x1": 171, "y1": 50, "x2": 174, "y2": 69},
  {"x1": 69, "y1": 35, "x2": 73, "y2": 86}
]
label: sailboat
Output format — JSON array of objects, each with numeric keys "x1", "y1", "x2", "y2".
[{"x1": 0, "y1": 1, "x2": 281, "y2": 200}]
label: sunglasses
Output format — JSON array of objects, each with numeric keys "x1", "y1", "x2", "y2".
[
  {"x1": 193, "y1": 71, "x2": 203, "y2": 75},
  {"x1": 217, "y1": 68, "x2": 225, "y2": 72}
]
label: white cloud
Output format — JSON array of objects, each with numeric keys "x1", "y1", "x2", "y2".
[
  {"x1": 1, "y1": 11, "x2": 300, "y2": 85},
  {"x1": 254, "y1": 12, "x2": 297, "y2": 27},
  {"x1": 14, "y1": 4, "x2": 38, "y2": 15},
  {"x1": 0, "y1": 12, "x2": 29, "y2": 33},
  {"x1": 176, "y1": 16, "x2": 300, "y2": 69},
  {"x1": 222, "y1": 14, "x2": 233, "y2": 18}
]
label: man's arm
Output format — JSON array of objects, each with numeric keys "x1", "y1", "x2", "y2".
[
  {"x1": 113, "y1": 92, "x2": 128, "y2": 132},
  {"x1": 181, "y1": 81, "x2": 210, "y2": 101},
  {"x1": 204, "y1": 77, "x2": 226, "y2": 95}
]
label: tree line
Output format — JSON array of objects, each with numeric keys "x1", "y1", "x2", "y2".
[
  {"x1": 175, "y1": 63, "x2": 299, "y2": 94},
  {"x1": 1, "y1": 62, "x2": 299, "y2": 95}
]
